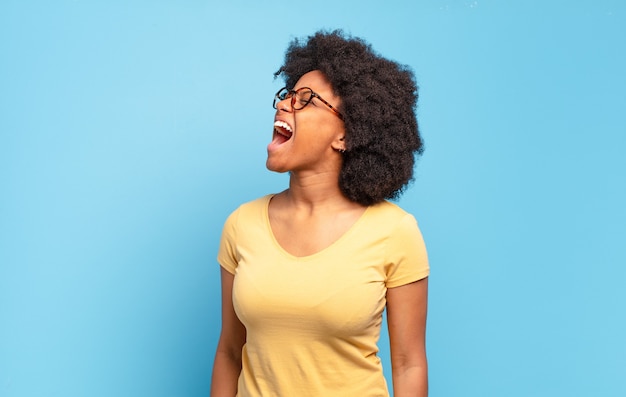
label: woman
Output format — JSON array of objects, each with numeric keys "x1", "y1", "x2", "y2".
[{"x1": 211, "y1": 30, "x2": 429, "y2": 397}]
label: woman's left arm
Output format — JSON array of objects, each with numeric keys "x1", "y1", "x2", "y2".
[{"x1": 386, "y1": 277, "x2": 429, "y2": 397}]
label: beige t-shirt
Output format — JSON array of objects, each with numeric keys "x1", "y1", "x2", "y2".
[{"x1": 218, "y1": 195, "x2": 429, "y2": 397}]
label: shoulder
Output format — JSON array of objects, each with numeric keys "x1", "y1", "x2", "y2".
[
  {"x1": 226, "y1": 194, "x2": 272, "y2": 220},
  {"x1": 375, "y1": 202, "x2": 429, "y2": 286},
  {"x1": 221, "y1": 194, "x2": 273, "y2": 234},
  {"x1": 366, "y1": 200, "x2": 415, "y2": 225},
  {"x1": 362, "y1": 201, "x2": 425, "y2": 245},
  {"x1": 239, "y1": 194, "x2": 273, "y2": 211}
]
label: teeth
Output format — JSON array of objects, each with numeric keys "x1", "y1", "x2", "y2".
[{"x1": 274, "y1": 120, "x2": 293, "y2": 133}]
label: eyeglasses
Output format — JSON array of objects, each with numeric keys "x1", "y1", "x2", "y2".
[{"x1": 273, "y1": 87, "x2": 343, "y2": 120}]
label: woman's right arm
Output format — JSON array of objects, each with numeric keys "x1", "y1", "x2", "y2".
[{"x1": 210, "y1": 267, "x2": 246, "y2": 397}]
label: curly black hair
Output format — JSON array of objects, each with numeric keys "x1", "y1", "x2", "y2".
[{"x1": 274, "y1": 30, "x2": 424, "y2": 206}]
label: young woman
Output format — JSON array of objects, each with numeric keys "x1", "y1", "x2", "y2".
[{"x1": 211, "y1": 30, "x2": 429, "y2": 397}]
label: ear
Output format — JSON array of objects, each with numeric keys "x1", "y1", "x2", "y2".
[{"x1": 331, "y1": 134, "x2": 346, "y2": 152}]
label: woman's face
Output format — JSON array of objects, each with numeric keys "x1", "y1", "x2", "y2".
[{"x1": 266, "y1": 70, "x2": 346, "y2": 174}]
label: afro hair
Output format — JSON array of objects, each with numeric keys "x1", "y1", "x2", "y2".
[{"x1": 275, "y1": 30, "x2": 424, "y2": 206}]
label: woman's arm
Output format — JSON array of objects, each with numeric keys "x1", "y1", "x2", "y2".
[
  {"x1": 386, "y1": 277, "x2": 429, "y2": 397},
  {"x1": 210, "y1": 267, "x2": 246, "y2": 397}
]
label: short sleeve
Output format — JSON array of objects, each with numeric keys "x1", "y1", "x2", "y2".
[
  {"x1": 385, "y1": 214, "x2": 429, "y2": 288},
  {"x1": 217, "y1": 208, "x2": 240, "y2": 275}
]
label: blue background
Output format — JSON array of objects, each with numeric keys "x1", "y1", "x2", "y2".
[{"x1": 1, "y1": 1, "x2": 625, "y2": 396}]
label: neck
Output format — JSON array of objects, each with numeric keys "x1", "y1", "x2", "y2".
[{"x1": 284, "y1": 170, "x2": 354, "y2": 212}]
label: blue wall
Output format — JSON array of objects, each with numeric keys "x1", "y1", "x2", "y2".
[{"x1": 1, "y1": 1, "x2": 625, "y2": 396}]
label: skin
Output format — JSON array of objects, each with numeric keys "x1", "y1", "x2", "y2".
[
  {"x1": 387, "y1": 278, "x2": 429, "y2": 397},
  {"x1": 210, "y1": 268, "x2": 245, "y2": 397},
  {"x1": 210, "y1": 70, "x2": 428, "y2": 397}
]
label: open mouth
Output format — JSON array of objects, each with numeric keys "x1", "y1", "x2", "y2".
[{"x1": 273, "y1": 120, "x2": 293, "y2": 144}]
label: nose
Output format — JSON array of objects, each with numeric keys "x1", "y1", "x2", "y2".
[{"x1": 275, "y1": 96, "x2": 293, "y2": 113}]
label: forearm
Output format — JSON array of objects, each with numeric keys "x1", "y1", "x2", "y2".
[
  {"x1": 387, "y1": 278, "x2": 429, "y2": 397},
  {"x1": 212, "y1": 268, "x2": 245, "y2": 396},
  {"x1": 210, "y1": 349, "x2": 242, "y2": 397},
  {"x1": 392, "y1": 363, "x2": 428, "y2": 397}
]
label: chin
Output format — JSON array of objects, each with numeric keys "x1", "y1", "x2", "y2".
[{"x1": 265, "y1": 158, "x2": 289, "y2": 173}]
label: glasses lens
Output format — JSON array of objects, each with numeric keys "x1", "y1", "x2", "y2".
[
  {"x1": 278, "y1": 88, "x2": 290, "y2": 100},
  {"x1": 273, "y1": 88, "x2": 317, "y2": 111},
  {"x1": 273, "y1": 88, "x2": 292, "y2": 109},
  {"x1": 293, "y1": 88, "x2": 313, "y2": 110}
]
